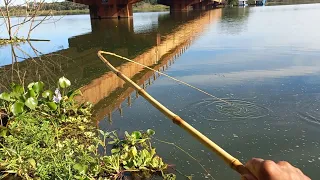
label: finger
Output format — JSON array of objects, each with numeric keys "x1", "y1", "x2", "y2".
[
  {"x1": 294, "y1": 167, "x2": 311, "y2": 180},
  {"x1": 277, "y1": 161, "x2": 292, "y2": 168},
  {"x1": 245, "y1": 158, "x2": 265, "y2": 178}
]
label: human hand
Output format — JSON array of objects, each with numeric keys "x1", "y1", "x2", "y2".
[{"x1": 241, "y1": 158, "x2": 311, "y2": 180}]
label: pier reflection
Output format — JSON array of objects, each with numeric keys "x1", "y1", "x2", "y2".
[
  {"x1": 0, "y1": 9, "x2": 223, "y2": 124},
  {"x1": 74, "y1": 10, "x2": 223, "y2": 122}
]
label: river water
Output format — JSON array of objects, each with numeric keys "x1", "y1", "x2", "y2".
[{"x1": 1, "y1": 4, "x2": 320, "y2": 179}]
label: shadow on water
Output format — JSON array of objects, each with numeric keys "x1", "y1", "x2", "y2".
[{"x1": 0, "y1": 42, "x2": 68, "y2": 92}]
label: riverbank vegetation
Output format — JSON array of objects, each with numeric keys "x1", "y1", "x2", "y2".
[
  {"x1": 133, "y1": 1, "x2": 169, "y2": 12},
  {"x1": 0, "y1": 0, "x2": 168, "y2": 17},
  {"x1": 0, "y1": 77, "x2": 175, "y2": 179}
]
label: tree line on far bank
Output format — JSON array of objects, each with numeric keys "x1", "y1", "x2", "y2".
[{"x1": 1, "y1": 0, "x2": 160, "y2": 11}]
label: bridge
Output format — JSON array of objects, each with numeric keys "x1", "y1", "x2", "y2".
[{"x1": 67, "y1": 0, "x2": 222, "y2": 19}]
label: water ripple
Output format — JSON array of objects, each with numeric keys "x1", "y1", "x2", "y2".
[
  {"x1": 183, "y1": 98, "x2": 271, "y2": 122},
  {"x1": 297, "y1": 94, "x2": 320, "y2": 126}
]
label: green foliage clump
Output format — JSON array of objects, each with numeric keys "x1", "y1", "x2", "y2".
[{"x1": 0, "y1": 77, "x2": 175, "y2": 179}]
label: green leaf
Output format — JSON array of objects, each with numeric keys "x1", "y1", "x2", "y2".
[
  {"x1": 73, "y1": 175, "x2": 83, "y2": 179},
  {"x1": 0, "y1": 127, "x2": 8, "y2": 137},
  {"x1": 147, "y1": 129, "x2": 155, "y2": 136},
  {"x1": 125, "y1": 131, "x2": 130, "y2": 138},
  {"x1": 28, "y1": 89, "x2": 36, "y2": 97},
  {"x1": 123, "y1": 144, "x2": 129, "y2": 151},
  {"x1": 150, "y1": 148, "x2": 156, "y2": 157},
  {"x1": 11, "y1": 84, "x2": 24, "y2": 98},
  {"x1": 67, "y1": 89, "x2": 82, "y2": 100},
  {"x1": 131, "y1": 146, "x2": 138, "y2": 157},
  {"x1": 131, "y1": 131, "x2": 142, "y2": 139},
  {"x1": 25, "y1": 97, "x2": 38, "y2": 110},
  {"x1": 137, "y1": 139, "x2": 147, "y2": 143},
  {"x1": 120, "y1": 152, "x2": 128, "y2": 159},
  {"x1": 152, "y1": 159, "x2": 159, "y2": 168},
  {"x1": 0, "y1": 92, "x2": 13, "y2": 101},
  {"x1": 27, "y1": 82, "x2": 35, "y2": 89},
  {"x1": 111, "y1": 148, "x2": 120, "y2": 154},
  {"x1": 27, "y1": 158, "x2": 36, "y2": 169},
  {"x1": 46, "y1": 102, "x2": 57, "y2": 111},
  {"x1": 42, "y1": 90, "x2": 53, "y2": 100},
  {"x1": 108, "y1": 140, "x2": 117, "y2": 145},
  {"x1": 98, "y1": 130, "x2": 105, "y2": 136},
  {"x1": 58, "y1": 77, "x2": 71, "y2": 89},
  {"x1": 32, "y1": 81, "x2": 44, "y2": 94},
  {"x1": 139, "y1": 166, "x2": 148, "y2": 170},
  {"x1": 73, "y1": 163, "x2": 86, "y2": 173},
  {"x1": 141, "y1": 149, "x2": 148, "y2": 159},
  {"x1": 10, "y1": 101, "x2": 24, "y2": 115}
]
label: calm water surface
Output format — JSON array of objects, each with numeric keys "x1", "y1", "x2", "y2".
[{"x1": 1, "y1": 4, "x2": 320, "y2": 179}]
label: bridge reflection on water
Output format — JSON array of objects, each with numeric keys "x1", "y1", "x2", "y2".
[
  {"x1": 0, "y1": 9, "x2": 223, "y2": 123},
  {"x1": 76, "y1": 9, "x2": 223, "y2": 123}
]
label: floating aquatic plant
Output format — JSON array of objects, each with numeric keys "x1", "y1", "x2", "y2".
[{"x1": 0, "y1": 77, "x2": 175, "y2": 179}]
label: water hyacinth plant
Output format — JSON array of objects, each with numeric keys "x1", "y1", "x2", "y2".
[
  {"x1": 53, "y1": 88, "x2": 62, "y2": 103},
  {"x1": 0, "y1": 77, "x2": 175, "y2": 179}
]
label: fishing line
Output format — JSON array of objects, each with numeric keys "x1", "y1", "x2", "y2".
[
  {"x1": 154, "y1": 137, "x2": 215, "y2": 180},
  {"x1": 99, "y1": 51, "x2": 230, "y2": 105}
]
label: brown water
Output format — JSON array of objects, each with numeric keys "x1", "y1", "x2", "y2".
[{"x1": 1, "y1": 4, "x2": 320, "y2": 179}]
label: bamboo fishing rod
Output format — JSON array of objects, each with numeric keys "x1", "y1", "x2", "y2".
[{"x1": 97, "y1": 51, "x2": 250, "y2": 176}]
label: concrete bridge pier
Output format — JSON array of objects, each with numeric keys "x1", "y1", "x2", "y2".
[
  {"x1": 89, "y1": 4, "x2": 133, "y2": 19},
  {"x1": 157, "y1": 0, "x2": 195, "y2": 12},
  {"x1": 170, "y1": 1, "x2": 192, "y2": 12},
  {"x1": 68, "y1": 0, "x2": 138, "y2": 19},
  {"x1": 158, "y1": 0, "x2": 219, "y2": 12},
  {"x1": 192, "y1": 3, "x2": 205, "y2": 10},
  {"x1": 192, "y1": 0, "x2": 211, "y2": 10}
]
